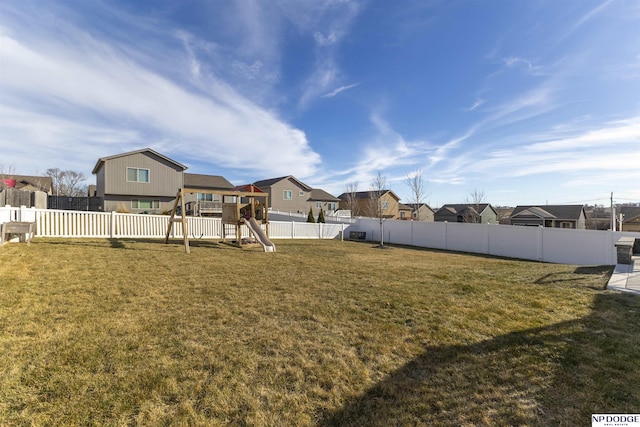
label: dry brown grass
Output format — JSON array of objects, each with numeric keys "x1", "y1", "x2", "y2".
[{"x1": 0, "y1": 238, "x2": 638, "y2": 426}]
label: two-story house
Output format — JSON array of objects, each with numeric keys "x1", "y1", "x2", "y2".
[
  {"x1": 253, "y1": 176, "x2": 340, "y2": 216},
  {"x1": 434, "y1": 204, "x2": 498, "y2": 224},
  {"x1": 92, "y1": 148, "x2": 187, "y2": 214},
  {"x1": 337, "y1": 190, "x2": 405, "y2": 219}
]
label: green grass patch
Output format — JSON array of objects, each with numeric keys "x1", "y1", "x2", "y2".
[{"x1": 1, "y1": 238, "x2": 638, "y2": 425}]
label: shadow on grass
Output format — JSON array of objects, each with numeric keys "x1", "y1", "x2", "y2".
[
  {"x1": 36, "y1": 238, "x2": 230, "y2": 252},
  {"x1": 319, "y1": 292, "x2": 640, "y2": 426},
  {"x1": 534, "y1": 265, "x2": 613, "y2": 290}
]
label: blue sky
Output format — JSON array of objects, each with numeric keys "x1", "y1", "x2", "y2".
[{"x1": 1, "y1": 0, "x2": 639, "y2": 207}]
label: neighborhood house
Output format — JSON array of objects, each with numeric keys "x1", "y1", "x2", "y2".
[
  {"x1": 253, "y1": 176, "x2": 340, "y2": 216},
  {"x1": 509, "y1": 205, "x2": 587, "y2": 229},
  {"x1": 92, "y1": 148, "x2": 186, "y2": 214},
  {"x1": 434, "y1": 204, "x2": 498, "y2": 224}
]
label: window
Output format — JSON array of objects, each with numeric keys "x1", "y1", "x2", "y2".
[
  {"x1": 299, "y1": 190, "x2": 305, "y2": 197},
  {"x1": 316, "y1": 202, "x2": 322, "y2": 209},
  {"x1": 328, "y1": 202, "x2": 336, "y2": 211},
  {"x1": 283, "y1": 190, "x2": 292, "y2": 200},
  {"x1": 127, "y1": 167, "x2": 150, "y2": 183},
  {"x1": 560, "y1": 222, "x2": 574, "y2": 229},
  {"x1": 131, "y1": 199, "x2": 160, "y2": 209},
  {"x1": 381, "y1": 201, "x2": 389, "y2": 210},
  {"x1": 197, "y1": 193, "x2": 213, "y2": 202},
  {"x1": 400, "y1": 211, "x2": 406, "y2": 219}
]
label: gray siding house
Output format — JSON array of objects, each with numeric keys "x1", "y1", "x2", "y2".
[
  {"x1": 434, "y1": 204, "x2": 498, "y2": 224},
  {"x1": 253, "y1": 176, "x2": 339, "y2": 215},
  {"x1": 92, "y1": 148, "x2": 186, "y2": 214},
  {"x1": 509, "y1": 205, "x2": 587, "y2": 229}
]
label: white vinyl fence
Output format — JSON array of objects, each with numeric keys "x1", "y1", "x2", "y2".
[
  {"x1": 352, "y1": 217, "x2": 639, "y2": 266},
  {"x1": 3, "y1": 206, "x2": 639, "y2": 266}
]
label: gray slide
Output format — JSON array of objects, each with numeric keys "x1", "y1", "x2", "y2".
[{"x1": 245, "y1": 217, "x2": 276, "y2": 252}]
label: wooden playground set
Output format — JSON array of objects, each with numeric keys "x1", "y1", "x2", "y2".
[{"x1": 164, "y1": 184, "x2": 276, "y2": 254}]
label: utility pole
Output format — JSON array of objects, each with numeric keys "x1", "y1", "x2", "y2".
[{"x1": 610, "y1": 192, "x2": 615, "y2": 231}]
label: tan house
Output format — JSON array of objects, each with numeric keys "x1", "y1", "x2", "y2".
[
  {"x1": 398, "y1": 203, "x2": 413, "y2": 220},
  {"x1": 406, "y1": 203, "x2": 435, "y2": 221},
  {"x1": 620, "y1": 207, "x2": 640, "y2": 232},
  {"x1": 253, "y1": 176, "x2": 339, "y2": 216},
  {"x1": 338, "y1": 190, "x2": 405, "y2": 219}
]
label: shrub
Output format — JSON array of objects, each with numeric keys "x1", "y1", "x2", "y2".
[{"x1": 307, "y1": 206, "x2": 315, "y2": 223}]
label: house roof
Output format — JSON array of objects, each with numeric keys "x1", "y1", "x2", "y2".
[
  {"x1": 510, "y1": 205, "x2": 585, "y2": 220},
  {"x1": 308, "y1": 188, "x2": 340, "y2": 202},
  {"x1": 1, "y1": 174, "x2": 53, "y2": 193},
  {"x1": 253, "y1": 175, "x2": 313, "y2": 192},
  {"x1": 184, "y1": 173, "x2": 234, "y2": 190},
  {"x1": 398, "y1": 203, "x2": 412, "y2": 211},
  {"x1": 92, "y1": 148, "x2": 187, "y2": 174},
  {"x1": 620, "y1": 207, "x2": 640, "y2": 223},
  {"x1": 337, "y1": 190, "x2": 400, "y2": 201},
  {"x1": 233, "y1": 184, "x2": 265, "y2": 193},
  {"x1": 406, "y1": 203, "x2": 435, "y2": 213},
  {"x1": 435, "y1": 204, "x2": 491, "y2": 215}
]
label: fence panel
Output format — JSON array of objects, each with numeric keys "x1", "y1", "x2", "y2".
[{"x1": 488, "y1": 224, "x2": 542, "y2": 261}]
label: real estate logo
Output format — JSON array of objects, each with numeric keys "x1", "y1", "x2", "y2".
[{"x1": 592, "y1": 414, "x2": 640, "y2": 427}]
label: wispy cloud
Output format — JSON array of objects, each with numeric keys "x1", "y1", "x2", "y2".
[
  {"x1": 315, "y1": 113, "x2": 432, "y2": 193},
  {"x1": 465, "y1": 98, "x2": 485, "y2": 111},
  {"x1": 464, "y1": 115, "x2": 640, "y2": 178},
  {"x1": 567, "y1": 0, "x2": 615, "y2": 37},
  {"x1": 557, "y1": 0, "x2": 615, "y2": 43},
  {"x1": 0, "y1": 5, "x2": 321, "y2": 178},
  {"x1": 322, "y1": 83, "x2": 360, "y2": 98},
  {"x1": 291, "y1": 0, "x2": 361, "y2": 109}
]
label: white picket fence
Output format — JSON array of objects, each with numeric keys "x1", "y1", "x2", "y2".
[
  {"x1": 3, "y1": 206, "x2": 639, "y2": 265},
  {"x1": 0, "y1": 206, "x2": 345, "y2": 240}
]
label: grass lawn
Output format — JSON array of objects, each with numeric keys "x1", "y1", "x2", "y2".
[{"x1": 1, "y1": 238, "x2": 639, "y2": 426}]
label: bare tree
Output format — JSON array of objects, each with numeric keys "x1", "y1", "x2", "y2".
[
  {"x1": 46, "y1": 168, "x2": 87, "y2": 197},
  {"x1": 369, "y1": 171, "x2": 387, "y2": 248},
  {"x1": 463, "y1": 188, "x2": 486, "y2": 223},
  {"x1": 343, "y1": 182, "x2": 360, "y2": 217},
  {"x1": 46, "y1": 168, "x2": 64, "y2": 196},
  {"x1": 405, "y1": 169, "x2": 429, "y2": 220},
  {"x1": 61, "y1": 170, "x2": 87, "y2": 197}
]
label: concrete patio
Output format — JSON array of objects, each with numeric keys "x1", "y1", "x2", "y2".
[{"x1": 607, "y1": 256, "x2": 640, "y2": 295}]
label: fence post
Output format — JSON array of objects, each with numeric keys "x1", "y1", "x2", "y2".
[
  {"x1": 538, "y1": 226, "x2": 544, "y2": 262},
  {"x1": 444, "y1": 221, "x2": 448, "y2": 250},
  {"x1": 291, "y1": 221, "x2": 295, "y2": 239},
  {"x1": 485, "y1": 223, "x2": 490, "y2": 254},
  {"x1": 110, "y1": 211, "x2": 116, "y2": 239}
]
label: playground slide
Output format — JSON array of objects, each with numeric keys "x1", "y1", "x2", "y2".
[{"x1": 245, "y1": 217, "x2": 276, "y2": 252}]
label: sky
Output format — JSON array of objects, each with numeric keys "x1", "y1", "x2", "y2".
[{"x1": 1, "y1": 0, "x2": 639, "y2": 208}]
